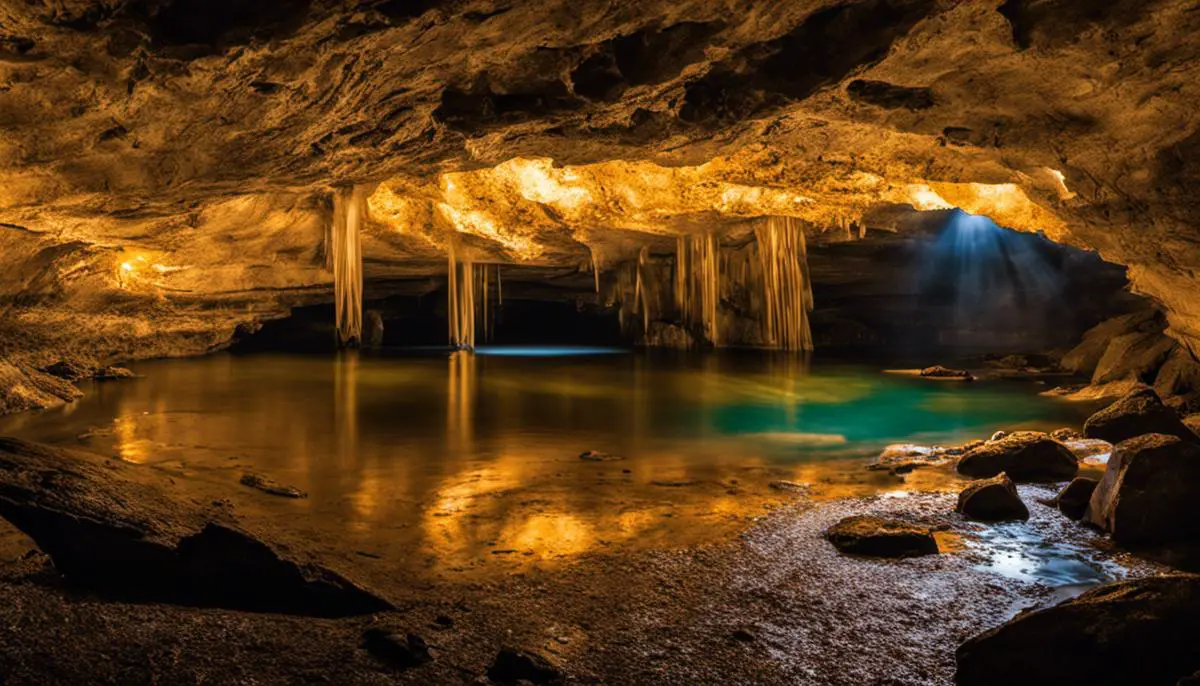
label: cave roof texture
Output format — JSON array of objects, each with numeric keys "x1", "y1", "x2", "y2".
[{"x1": 0, "y1": 0, "x2": 1198, "y2": 364}]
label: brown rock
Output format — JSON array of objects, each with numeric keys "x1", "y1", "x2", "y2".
[
  {"x1": 1086, "y1": 433, "x2": 1200, "y2": 545},
  {"x1": 956, "y1": 472, "x2": 1029, "y2": 521},
  {"x1": 487, "y1": 646, "x2": 564, "y2": 685},
  {"x1": 956, "y1": 431, "x2": 1078, "y2": 482},
  {"x1": 1082, "y1": 385, "x2": 1197, "y2": 445},
  {"x1": 1054, "y1": 477, "x2": 1098, "y2": 520},
  {"x1": 0, "y1": 437, "x2": 391, "y2": 617},
  {"x1": 824, "y1": 515, "x2": 938, "y2": 558},
  {"x1": 1060, "y1": 310, "x2": 1163, "y2": 376}
]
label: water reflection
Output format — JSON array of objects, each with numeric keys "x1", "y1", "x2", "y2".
[{"x1": 0, "y1": 351, "x2": 1093, "y2": 575}]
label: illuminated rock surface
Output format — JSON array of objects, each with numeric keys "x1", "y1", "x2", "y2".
[{"x1": 0, "y1": 0, "x2": 1197, "y2": 367}]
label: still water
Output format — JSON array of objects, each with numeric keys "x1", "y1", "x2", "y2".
[{"x1": 0, "y1": 348, "x2": 1094, "y2": 576}]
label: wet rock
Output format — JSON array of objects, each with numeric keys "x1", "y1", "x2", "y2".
[
  {"x1": 956, "y1": 472, "x2": 1029, "y2": 521},
  {"x1": 920, "y1": 365, "x2": 974, "y2": 381},
  {"x1": 1085, "y1": 433, "x2": 1200, "y2": 545},
  {"x1": 579, "y1": 450, "x2": 624, "y2": 462},
  {"x1": 956, "y1": 431, "x2": 1078, "y2": 482},
  {"x1": 486, "y1": 646, "x2": 564, "y2": 685},
  {"x1": 824, "y1": 515, "x2": 939, "y2": 558},
  {"x1": 768, "y1": 480, "x2": 810, "y2": 493},
  {"x1": 363, "y1": 629, "x2": 433, "y2": 669},
  {"x1": 39, "y1": 359, "x2": 92, "y2": 382},
  {"x1": 988, "y1": 431, "x2": 1007, "y2": 442},
  {"x1": 1049, "y1": 427, "x2": 1082, "y2": 441},
  {"x1": 0, "y1": 361, "x2": 84, "y2": 415},
  {"x1": 1059, "y1": 437, "x2": 1112, "y2": 462},
  {"x1": 0, "y1": 438, "x2": 391, "y2": 617},
  {"x1": 1053, "y1": 477, "x2": 1098, "y2": 520},
  {"x1": 1185, "y1": 413, "x2": 1200, "y2": 437},
  {"x1": 955, "y1": 575, "x2": 1200, "y2": 685},
  {"x1": 640, "y1": 321, "x2": 694, "y2": 349},
  {"x1": 239, "y1": 473, "x2": 307, "y2": 499},
  {"x1": 93, "y1": 366, "x2": 136, "y2": 381},
  {"x1": 867, "y1": 444, "x2": 950, "y2": 473},
  {"x1": 1082, "y1": 385, "x2": 1197, "y2": 445}
]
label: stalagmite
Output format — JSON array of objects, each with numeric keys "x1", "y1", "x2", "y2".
[
  {"x1": 755, "y1": 216, "x2": 814, "y2": 351},
  {"x1": 331, "y1": 186, "x2": 365, "y2": 347}
]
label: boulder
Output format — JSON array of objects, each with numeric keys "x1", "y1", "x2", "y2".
[
  {"x1": 1155, "y1": 346, "x2": 1200, "y2": 398},
  {"x1": 363, "y1": 629, "x2": 434, "y2": 669},
  {"x1": 1082, "y1": 385, "x2": 1196, "y2": 445},
  {"x1": 487, "y1": 646, "x2": 564, "y2": 685},
  {"x1": 1085, "y1": 434, "x2": 1200, "y2": 545},
  {"x1": 0, "y1": 437, "x2": 391, "y2": 617},
  {"x1": 956, "y1": 432, "x2": 1078, "y2": 482},
  {"x1": 824, "y1": 515, "x2": 939, "y2": 558},
  {"x1": 955, "y1": 575, "x2": 1200, "y2": 685},
  {"x1": 579, "y1": 450, "x2": 624, "y2": 462},
  {"x1": 1054, "y1": 477, "x2": 1098, "y2": 520},
  {"x1": 956, "y1": 473, "x2": 1029, "y2": 521},
  {"x1": 1059, "y1": 310, "x2": 1163, "y2": 376},
  {"x1": 1049, "y1": 427, "x2": 1082, "y2": 441},
  {"x1": 1091, "y1": 330, "x2": 1174, "y2": 384},
  {"x1": 93, "y1": 365, "x2": 136, "y2": 380},
  {"x1": 0, "y1": 360, "x2": 83, "y2": 415}
]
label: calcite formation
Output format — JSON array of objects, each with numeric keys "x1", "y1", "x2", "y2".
[{"x1": 0, "y1": 0, "x2": 1197, "y2": 365}]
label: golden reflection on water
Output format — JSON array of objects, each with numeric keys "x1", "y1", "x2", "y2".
[{"x1": 0, "y1": 352, "x2": 1094, "y2": 576}]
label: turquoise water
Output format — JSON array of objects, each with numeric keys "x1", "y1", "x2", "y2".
[{"x1": 0, "y1": 349, "x2": 1095, "y2": 571}]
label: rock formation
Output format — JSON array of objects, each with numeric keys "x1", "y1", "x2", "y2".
[{"x1": 0, "y1": 0, "x2": 1196, "y2": 377}]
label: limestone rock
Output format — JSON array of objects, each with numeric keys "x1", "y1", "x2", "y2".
[
  {"x1": 920, "y1": 365, "x2": 973, "y2": 380},
  {"x1": 1085, "y1": 433, "x2": 1200, "y2": 546},
  {"x1": 1082, "y1": 385, "x2": 1197, "y2": 445},
  {"x1": 0, "y1": 437, "x2": 391, "y2": 617},
  {"x1": 956, "y1": 432, "x2": 1078, "y2": 482},
  {"x1": 0, "y1": 360, "x2": 83, "y2": 415},
  {"x1": 239, "y1": 473, "x2": 308, "y2": 499},
  {"x1": 487, "y1": 646, "x2": 564, "y2": 685},
  {"x1": 1091, "y1": 330, "x2": 1175, "y2": 384},
  {"x1": 363, "y1": 629, "x2": 434, "y2": 670},
  {"x1": 956, "y1": 473, "x2": 1029, "y2": 521},
  {"x1": 824, "y1": 515, "x2": 938, "y2": 558},
  {"x1": 1059, "y1": 310, "x2": 1163, "y2": 376},
  {"x1": 1054, "y1": 477, "x2": 1098, "y2": 520},
  {"x1": 867, "y1": 444, "x2": 951, "y2": 473},
  {"x1": 1155, "y1": 346, "x2": 1200, "y2": 398},
  {"x1": 956, "y1": 575, "x2": 1200, "y2": 685}
]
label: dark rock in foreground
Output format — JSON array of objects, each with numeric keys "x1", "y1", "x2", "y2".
[
  {"x1": 824, "y1": 515, "x2": 939, "y2": 558},
  {"x1": 956, "y1": 473, "x2": 1028, "y2": 521},
  {"x1": 1083, "y1": 385, "x2": 1196, "y2": 445},
  {"x1": 956, "y1": 432, "x2": 1078, "y2": 482},
  {"x1": 955, "y1": 575, "x2": 1200, "y2": 685},
  {"x1": 363, "y1": 629, "x2": 434, "y2": 669},
  {"x1": 1054, "y1": 477, "x2": 1099, "y2": 521},
  {"x1": 487, "y1": 646, "x2": 564, "y2": 685},
  {"x1": 0, "y1": 437, "x2": 391, "y2": 617},
  {"x1": 1086, "y1": 434, "x2": 1200, "y2": 545}
]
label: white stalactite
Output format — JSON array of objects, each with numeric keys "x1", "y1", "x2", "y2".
[{"x1": 332, "y1": 186, "x2": 365, "y2": 347}]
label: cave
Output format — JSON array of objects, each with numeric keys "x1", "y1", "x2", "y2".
[{"x1": 2, "y1": 1, "x2": 1199, "y2": 684}]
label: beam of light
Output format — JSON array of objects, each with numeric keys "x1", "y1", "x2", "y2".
[{"x1": 914, "y1": 210, "x2": 1066, "y2": 347}]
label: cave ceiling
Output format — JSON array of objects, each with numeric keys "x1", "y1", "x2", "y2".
[{"x1": 0, "y1": 0, "x2": 1198, "y2": 362}]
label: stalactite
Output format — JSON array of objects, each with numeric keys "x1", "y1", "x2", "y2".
[
  {"x1": 755, "y1": 216, "x2": 814, "y2": 351},
  {"x1": 591, "y1": 249, "x2": 600, "y2": 294},
  {"x1": 635, "y1": 246, "x2": 651, "y2": 334},
  {"x1": 447, "y1": 240, "x2": 477, "y2": 349},
  {"x1": 697, "y1": 233, "x2": 720, "y2": 347},
  {"x1": 332, "y1": 186, "x2": 365, "y2": 347}
]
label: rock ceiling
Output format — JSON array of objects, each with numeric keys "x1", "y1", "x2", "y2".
[{"x1": 0, "y1": 0, "x2": 1198, "y2": 365}]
